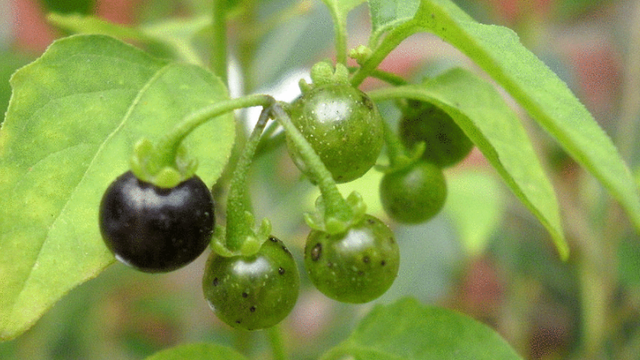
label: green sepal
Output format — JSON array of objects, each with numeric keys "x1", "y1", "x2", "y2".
[
  {"x1": 375, "y1": 141, "x2": 426, "y2": 174},
  {"x1": 307, "y1": 61, "x2": 351, "y2": 88},
  {"x1": 211, "y1": 216, "x2": 273, "y2": 258},
  {"x1": 130, "y1": 137, "x2": 198, "y2": 188},
  {"x1": 304, "y1": 191, "x2": 367, "y2": 234},
  {"x1": 210, "y1": 226, "x2": 236, "y2": 257}
]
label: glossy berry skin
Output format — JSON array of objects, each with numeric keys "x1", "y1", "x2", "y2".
[
  {"x1": 202, "y1": 236, "x2": 300, "y2": 331},
  {"x1": 99, "y1": 171, "x2": 214, "y2": 273},
  {"x1": 287, "y1": 83, "x2": 384, "y2": 183},
  {"x1": 380, "y1": 161, "x2": 447, "y2": 224},
  {"x1": 400, "y1": 102, "x2": 473, "y2": 168},
  {"x1": 304, "y1": 215, "x2": 399, "y2": 303}
]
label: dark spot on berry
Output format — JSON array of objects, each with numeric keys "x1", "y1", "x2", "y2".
[
  {"x1": 362, "y1": 256, "x2": 370, "y2": 263},
  {"x1": 213, "y1": 277, "x2": 219, "y2": 286},
  {"x1": 269, "y1": 236, "x2": 278, "y2": 243},
  {"x1": 242, "y1": 292, "x2": 248, "y2": 298},
  {"x1": 381, "y1": 260, "x2": 386, "y2": 266},
  {"x1": 250, "y1": 306, "x2": 256, "y2": 312},
  {"x1": 361, "y1": 95, "x2": 374, "y2": 110},
  {"x1": 236, "y1": 319, "x2": 242, "y2": 324},
  {"x1": 389, "y1": 236, "x2": 395, "y2": 244},
  {"x1": 311, "y1": 243, "x2": 322, "y2": 261},
  {"x1": 282, "y1": 245, "x2": 291, "y2": 255},
  {"x1": 367, "y1": 218, "x2": 375, "y2": 225},
  {"x1": 278, "y1": 267, "x2": 285, "y2": 275}
]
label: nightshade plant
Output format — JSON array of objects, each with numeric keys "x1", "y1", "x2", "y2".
[{"x1": 1, "y1": 0, "x2": 639, "y2": 359}]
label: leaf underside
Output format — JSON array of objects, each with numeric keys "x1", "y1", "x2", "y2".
[
  {"x1": 367, "y1": 0, "x2": 640, "y2": 232},
  {"x1": 370, "y1": 68, "x2": 568, "y2": 259}
]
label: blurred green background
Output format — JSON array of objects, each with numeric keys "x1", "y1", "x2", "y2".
[{"x1": 1, "y1": 0, "x2": 640, "y2": 359}]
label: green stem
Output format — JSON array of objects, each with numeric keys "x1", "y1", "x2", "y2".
[
  {"x1": 225, "y1": 107, "x2": 271, "y2": 251},
  {"x1": 348, "y1": 67, "x2": 409, "y2": 86},
  {"x1": 366, "y1": 85, "x2": 426, "y2": 104},
  {"x1": 334, "y1": 17, "x2": 348, "y2": 65},
  {"x1": 270, "y1": 105, "x2": 353, "y2": 224},
  {"x1": 351, "y1": 27, "x2": 419, "y2": 87},
  {"x1": 255, "y1": 120, "x2": 285, "y2": 157},
  {"x1": 155, "y1": 94, "x2": 274, "y2": 167},
  {"x1": 381, "y1": 120, "x2": 407, "y2": 169},
  {"x1": 211, "y1": 0, "x2": 228, "y2": 85},
  {"x1": 266, "y1": 325, "x2": 288, "y2": 360}
]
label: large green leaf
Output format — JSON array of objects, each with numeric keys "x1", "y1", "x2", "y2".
[
  {"x1": 321, "y1": 297, "x2": 523, "y2": 359},
  {"x1": 145, "y1": 343, "x2": 248, "y2": 360},
  {"x1": 445, "y1": 170, "x2": 505, "y2": 257},
  {"x1": 361, "y1": 0, "x2": 640, "y2": 231},
  {"x1": 0, "y1": 35, "x2": 234, "y2": 341},
  {"x1": 369, "y1": 68, "x2": 568, "y2": 259}
]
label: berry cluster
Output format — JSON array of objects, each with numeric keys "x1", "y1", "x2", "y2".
[{"x1": 97, "y1": 63, "x2": 473, "y2": 331}]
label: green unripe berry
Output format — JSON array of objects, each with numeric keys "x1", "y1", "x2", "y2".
[
  {"x1": 286, "y1": 83, "x2": 384, "y2": 183},
  {"x1": 304, "y1": 215, "x2": 399, "y2": 303},
  {"x1": 380, "y1": 161, "x2": 447, "y2": 224},
  {"x1": 400, "y1": 102, "x2": 473, "y2": 168}
]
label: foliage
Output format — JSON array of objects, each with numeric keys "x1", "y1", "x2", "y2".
[{"x1": 1, "y1": 0, "x2": 639, "y2": 359}]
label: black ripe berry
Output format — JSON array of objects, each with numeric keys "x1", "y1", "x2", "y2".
[{"x1": 99, "y1": 171, "x2": 214, "y2": 273}]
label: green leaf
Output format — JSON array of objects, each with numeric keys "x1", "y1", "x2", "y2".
[
  {"x1": 359, "y1": 0, "x2": 640, "y2": 231},
  {"x1": 145, "y1": 343, "x2": 248, "y2": 360},
  {"x1": 47, "y1": 13, "x2": 210, "y2": 65},
  {"x1": 0, "y1": 34, "x2": 234, "y2": 341},
  {"x1": 369, "y1": 0, "x2": 419, "y2": 44},
  {"x1": 48, "y1": 13, "x2": 153, "y2": 42},
  {"x1": 0, "y1": 52, "x2": 33, "y2": 124},
  {"x1": 321, "y1": 297, "x2": 523, "y2": 360},
  {"x1": 445, "y1": 170, "x2": 505, "y2": 257},
  {"x1": 369, "y1": 68, "x2": 567, "y2": 259}
]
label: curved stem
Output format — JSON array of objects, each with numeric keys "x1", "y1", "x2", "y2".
[
  {"x1": 270, "y1": 105, "x2": 353, "y2": 224},
  {"x1": 334, "y1": 17, "x2": 348, "y2": 65},
  {"x1": 225, "y1": 108, "x2": 271, "y2": 251},
  {"x1": 255, "y1": 121, "x2": 285, "y2": 157},
  {"x1": 155, "y1": 94, "x2": 274, "y2": 167},
  {"x1": 381, "y1": 119, "x2": 406, "y2": 168},
  {"x1": 266, "y1": 325, "x2": 288, "y2": 360},
  {"x1": 348, "y1": 67, "x2": 409, "y2": 86}
]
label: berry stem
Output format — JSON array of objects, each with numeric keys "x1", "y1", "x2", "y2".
[
  {"x1": 225, "y1": 107, "x2": 271, "y2": 252},
  {"x1": 135, "y1": 94, "x2": 274, "y2": 187},
  {"x1": 266, "y1": 325, "x2": 289, "y2": 360},
  {"x1": 270, "y1": 105, "x2": 353, "y2": 226},
  {"x1": 382, "y1": 120, "x2": 407, "y2": 169},
  {"x1": 157, "y1": 95, "x2": 273, "y2": 161}
]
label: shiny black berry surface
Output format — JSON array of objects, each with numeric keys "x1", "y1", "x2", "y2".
[{"x1": 99, "y1": 171, "x2": 215, "y2": 273}]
